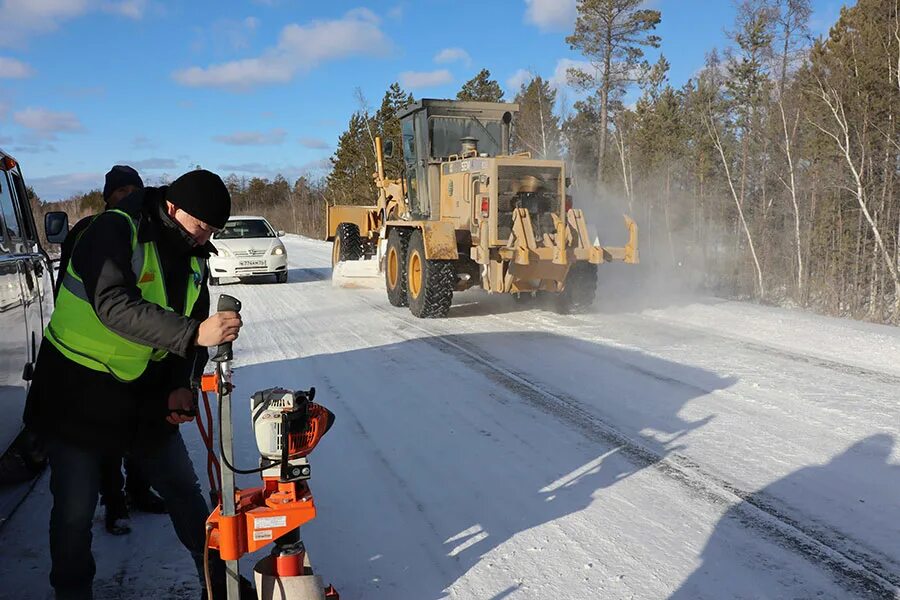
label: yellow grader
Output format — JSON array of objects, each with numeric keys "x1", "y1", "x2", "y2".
[{"x1": 326, "y1": 99, "x2": 638, "y2": 318}]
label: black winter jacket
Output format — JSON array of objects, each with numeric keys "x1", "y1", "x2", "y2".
[
  {"x1": 53, "y1": 212, "x2": 94, "y2": 298},
  {"x1": 24, "y1": 187, "x2": 214, "y2": 453}
]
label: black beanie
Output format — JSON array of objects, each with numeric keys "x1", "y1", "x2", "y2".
[
  {"x1": 166, "y1": 169, "x2": 231, "y2": 229},
  {"x1": 103, "y1": 165, "x2": 143, "y2": 202}
]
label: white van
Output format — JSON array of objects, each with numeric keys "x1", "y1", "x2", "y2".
[{"x1": 0, "y1": 149, "x2": 54, "y2": 495}]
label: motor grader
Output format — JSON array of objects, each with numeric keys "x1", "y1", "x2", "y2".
[{"x1": 325, "y1": 99, "x2": 638, "y2": 318}]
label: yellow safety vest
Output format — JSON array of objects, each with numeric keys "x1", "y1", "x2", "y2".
[{"x1": 46, "y1": 209, "x2": 205, "y2": 382}]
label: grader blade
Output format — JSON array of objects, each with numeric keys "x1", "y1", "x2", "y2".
[{"x1": 331, "y1": 259, "x2": 382, "y2": 289}]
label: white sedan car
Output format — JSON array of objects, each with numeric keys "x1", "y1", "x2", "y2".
[{"x1": 208, "y1": 216, "x2": 288, "y2": 284}]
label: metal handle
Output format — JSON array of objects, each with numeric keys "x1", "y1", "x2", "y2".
[{"x1": 211, "y1": 294, "x2": 241, "y2": 363}]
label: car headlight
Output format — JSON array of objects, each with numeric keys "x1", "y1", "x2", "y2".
[
  {"x1": 217, "y1": 247, "x2": 232, "y2": 257},
  {"x1": 272, "y1": 246, "x2": 285, "y2": 256}
]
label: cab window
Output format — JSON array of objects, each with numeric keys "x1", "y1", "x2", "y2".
[
  {"x1": 0, "y1": 172, "x2": 22, "y2": 252},
  {"x1": 401, "y1": 117, "x2": 419, "y2": 214},
  {"x1": 9, "y1": 171, "x2": 37, "y2": 244}
]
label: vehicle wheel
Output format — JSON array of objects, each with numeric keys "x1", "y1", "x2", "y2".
[
  {"x1": 209, "y1": 276, "x2": 219, "y2": 286},
  {"x1": 385, "y1": 228, "x2": 411, "y2": 307},
  {"x1": 332, "y1": 223, "x2": 364, "y2": 266},
  {"x1": 406, "y1": 230, "x2": 454, "y2": 318},
  {"x1": 277, "y1": 272, "x2": 288, "y2": 284},
  {"x1": 555, "y1": 263, "x2": 598, "y2": 314}
]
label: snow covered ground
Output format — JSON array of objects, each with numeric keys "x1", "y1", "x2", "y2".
[{"x1": 1, "y1": 234, "x2": 898, "y2": 600}]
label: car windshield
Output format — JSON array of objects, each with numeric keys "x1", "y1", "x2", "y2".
[{"x1": 214, "y1": 219, "x2": 274, "y2": 240}]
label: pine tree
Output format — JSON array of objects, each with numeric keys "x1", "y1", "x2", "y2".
[
  {"x1": 566, "y1": 0, "x2": 661, "y2": 188},
  {"x1": 456, "y1": 69, "x2": 504, "y2": 102},
  {"x1": 512, "y1": 76, "x2": 561, "y2": 159},
  {"x1": 561, "y1": 93, "x2": 603, "y2": 191},
  {"x1": 327, "y1": 112, "x2": 377, "y2": 205},
  {"x1": 374, "y1": 82, "x2": 414, "y2": 179}
]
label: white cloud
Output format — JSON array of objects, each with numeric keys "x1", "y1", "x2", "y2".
[
  {"x1": 174, "y1": 10, "x2": 390, "y2": 89},
  {"x1": 0, "y1": 57, "x2": 34, "y2": 78},
  {"x1": 507, "y1": 68, "x2": 533, "y2": 93},
  {"x1": 434, "y1": 47, "x2": 471, "y2": 66},
  {"x1": 196, "y1": 16, "x2": 261, "y2": 54},
  {"x1": 0, "y1": 0, "x2": 90, "y2": 46},
  {"x1": 218, "y1": 157, "x2": 330, "y2": 179},
  {"x1": 28, "y1": 171, "x2": 103, "y2": 201},
  {"x1": 13, "y1": 107, "x2": 83, "y2": 138},
  {"x1": 399, "y1": 69, "x2": 452, "y2": 89},
  {"x1": 0, "y1": 0, "x2": 148, "y2": 47},
  {"x1": 299, "y1": 137, "x2": 329, "y2": 150},
  {"x1": 214, "y1": 128, "x2": 287, "y2": 146},
  {"x1": 219, "y1": 162, "x2": 271, "y2": 174},
  {"x1": 103, "y1": 0, "x2": 148, "y2": 19},
  {"x1": 524, "y1": 0, "x2": 576, "y2": 32},
  {"x1": 550, "y1": 58, "x2": 596, "y2": 90}
]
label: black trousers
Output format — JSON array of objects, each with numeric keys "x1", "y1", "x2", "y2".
[
  {"x1": 98, "y1": 454, "x2": 152, "y2": 507},
  {"x1": 48, "y1": 432, "x2": 217, "y2": 599}
]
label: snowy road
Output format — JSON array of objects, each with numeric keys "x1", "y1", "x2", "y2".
[{"x1": 1, "y1": 235, "x2": 898, "y2": 599}]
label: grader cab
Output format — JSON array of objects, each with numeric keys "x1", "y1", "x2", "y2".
[{"x1": 325, "y1": 99, "x2": 638, "y2": 318}]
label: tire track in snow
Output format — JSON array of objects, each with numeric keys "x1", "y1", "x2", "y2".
[
  {"x1": 357, "y1": 297, "x2": 900, "y2": 600},
  {"x1": 552, "y1": 310, "x2": 900, "y2": 387}
]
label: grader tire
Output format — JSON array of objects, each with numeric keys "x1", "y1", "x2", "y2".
[
  {"x1": 406, "y1": 230, "x2": 454, "y2": 318},
  {"x1": 332, "y1": 223, "x2": 364, "y2": 266},
  {"x1": 385, "y1": 228, "x2": 411, "y2": 307},
  {"x1": 556, "y1": 262, "x2": 598, "y2": 314}
]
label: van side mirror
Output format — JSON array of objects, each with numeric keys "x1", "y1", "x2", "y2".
[
  {"x1": 383, "y1": 139, "x2": 394, "y2": 159},
  {"x1": 45, "y1": 211, "x2": 69, "y2": 244},
  {"x1": 277, "y1": 230, "x2": 285, "y2": 237}
]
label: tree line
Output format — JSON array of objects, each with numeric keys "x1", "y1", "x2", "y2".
[
  {"x1": 35, "y1": 0, "x2": 897, "y2": 323},
  {"x1": 556, "y1": 0, "x2": 900, "y2": 323},
  {"x1": 28, "y1": 172, "x2": 327, "y2": 250}
]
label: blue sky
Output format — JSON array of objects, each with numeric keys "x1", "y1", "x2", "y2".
[{"x1": 0, "y1": 0, "x2": 847, "y2": 201}]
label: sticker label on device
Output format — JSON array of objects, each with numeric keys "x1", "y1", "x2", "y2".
[
  {"x1": 253, "y1": 530, "x2": 273, "y2": 541},
  {"x1": 255, "y1": 516, "x2": 287, "y2": 529}
]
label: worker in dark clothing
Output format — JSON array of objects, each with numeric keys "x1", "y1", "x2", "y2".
[
  {"x1": 54, "y1": 165, "x2": 167, "y2": 538},
  {"x1": 25, "y1": 169, "x2": 251, "y2": 600}
]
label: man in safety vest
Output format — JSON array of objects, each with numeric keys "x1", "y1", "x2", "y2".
[
  {"x1": 25, "y1": 169, "x2": 247, "y2": 599},
  {"x1": 54, "y1": 165, "x2": 169, "y2": 538}
]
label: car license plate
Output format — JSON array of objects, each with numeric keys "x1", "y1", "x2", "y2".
[{"x1": 239, "y1": 260, "x2": 266, "y2": 267}]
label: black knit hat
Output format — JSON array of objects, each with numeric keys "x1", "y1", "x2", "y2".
[
  {"x1": 103, "y1": 165, "x2": 143, "y2": 202},
  {"x1": 166, "y1": 169, "x2": 231, "y2": 229}
]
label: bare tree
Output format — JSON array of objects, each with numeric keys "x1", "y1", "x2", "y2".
[
  {"x1": 811, "y1": 78, "x2": 900, "y2": 319},
  {"x1": 771, "y1": 0, "x2": 812, "y2": 300},
  {"x1": 705, "y1": 104, "x2": 766, "y2": 298}
]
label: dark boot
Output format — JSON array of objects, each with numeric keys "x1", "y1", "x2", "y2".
[{"x1": 103, "y1": 496, "x2": 131, "y2": 536}]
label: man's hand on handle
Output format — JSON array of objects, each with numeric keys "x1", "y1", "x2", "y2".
[
  {"x1": 166, "y1": 388, "x2": 196, "y2": 425},
  {"x1": 196, "y1": 311, "x2": 242, "y2": 347}
]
